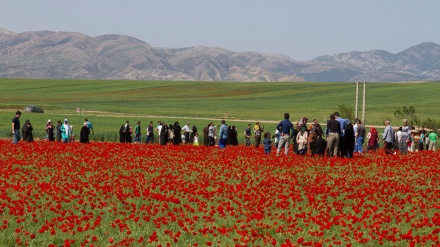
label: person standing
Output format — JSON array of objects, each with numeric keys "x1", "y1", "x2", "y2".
[
  {"x1": 276, "y1": 113, "x2": 294, "y2": 156},
  {"x1": 274, "y1": 128, "x2": 280, "y2": 149},
  {"x1": 56, "y1": 120, "x2": 62, "y2": 142},
  {"x1": 208, "y1": 123, "x2": 215, "y2": 146},
  {"x1": 419, "y1": 127, "x2": 427, "y2": 151},
  {"x1": 134, "y1": 121, "x2": 142, "y2": 143},
  {"x1": 182, "y1": 122, "x2": 192, "y2": 144},
  {"x1": 425, "y1": 130, "x2": 431, "y2": 150},
  {"x1": 394, "y1": 127, "x2": 402, "y2": 151},
  {"x1": 85, "y1": 119, "x2": 94, "y2": 135},
  {"x1": 60, "y1": 119, "x2": 71, "y2": 143},
  {"x1": 229, "y1": 125, "x2": 238, "y2": 146},
  {"x1": 296, "y1": 126, "x2": 308, "y2": 155},
  {"x1": 345, "y1": 119, "x2": 355, "y2": 158},
  {"x1": 146, "y1": 121, "x2": 154, "y2": 144},
  {"x1": 366, "y1": 127, "x2": 379, "y2": 152},
  {"x1": 334, "y1": 112, "x2": 347, "y2": 157},
  {"x1": 44, "y1": 119, "x2": 51, "y2": 140},
  {"x1": 119, "y1": 124, "x2": 126, "y2": 143},
  {"x1": 47, "y1": 120, "x2": 55, "y2": 142},
  {"x1": 219, "y1": 120, "x2": 228, "y2": 149},
  {"x1": 203, "y1": 123, "x2": 210, "y2": 146},
  {"x1": 80, "y1": 122, "x2": 90, "y2": 143},
  {"x1": 160, "y1": 122, "x2": 168, "y2": 146},
  {"x1": 263, "y1": 132, "x2": 272, "y2": 154},
  {"x1": 244, "y1": 124, "x2": 252, "y2": 146},
  {"x1": 11, "y1": 111, "x2": 21, "y2": 144},
  {"x1": 309, "y1": 119, "x2": 324, "y2": 138},
  {"x1": 326, "y1": 114, "x2": 340, "y2": 157},
  {"x1": 382, "y1": 120, "x2": 395, "y2": 155},
  {"x1": 399, "y1": 119, "x2": 410, "y2": 154},
  {"x1": 21, "y1": 120, "x2": 34, "y2": 142},
  {"x1": 173, "y1": 122, "x2": 182, "y2": 145},
  {"x1": 123, "y1": 121, "x2": 130, "y2": 143},
  {"x1": 189, "y1": 126, "x2": 197, "y2": 144},
  {"x1": 410, "y1": 128, "x2": 421, "y2": 152},
  {"x1": 354, "y1": 119, "x2": 365, "y2": 154},
  {"x1": 168, "y1": 124, "x2": 175, "y2": 144},
  {"x1": 155, "y1": 121, "x2": 162, "y2": 144},
  {"x1": 428, "y1": 130, "x2": 438, "y2": 151},
  {"x1": 193, "y1": 133, "x2": 199, "y2": 146},
  {"x1": 254, "y1": 122, "x2": 264, "y2": 148}
]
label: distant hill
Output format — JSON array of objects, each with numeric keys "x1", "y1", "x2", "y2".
[{"x1": 1, "y1": 28, "x2": 439, "y2": 82}]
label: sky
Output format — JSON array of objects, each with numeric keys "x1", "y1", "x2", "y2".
[{"x1": 1, "y1": 0, "x2": 439, "y2": 61}]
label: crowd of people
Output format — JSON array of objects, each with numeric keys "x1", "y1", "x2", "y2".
[
  {"x1": 11, "y1": 110, "x2": 439, "y2": 156},
  {"x1": 11, "y1": 111, "x2": 94, "y2": 144},
  {"x1": 112, "y1": 112, "x2": 439, "y2": 156},
  {"x1": 271, "y1": 112, "x2": 439, "y2": 157}
]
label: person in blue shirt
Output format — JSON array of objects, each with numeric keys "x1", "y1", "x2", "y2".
[
  {"x1": 382, "y1": 120, "x2": 395, "y2": 155},
  {"x1": 219, "y1": 120, "x2": 228, "y2": 148},
  {"x1": 334, "y1": 112, "x2": 347, "y2": 157},
  {"x1": 276, "y1": 113, "x2": 295, "y2": 155},
  {"x1": 85, "y1": 119, "x2": 94, "y2": 135}
]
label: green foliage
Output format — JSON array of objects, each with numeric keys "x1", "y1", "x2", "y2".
[
  {"x1": 422, "y1": 117, "x2": 440, "y2": 132},
  {"x1": 336, "y1": 104, "x2": 354, "y2": 122},
  {"x1": 393, "y1": 105, "x2": 417, "y2": 126}
]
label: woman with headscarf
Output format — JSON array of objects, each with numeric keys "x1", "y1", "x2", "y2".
[
  {"x1": 55, "y1": 120, "x2": 62, "y2": 142},
  {"x1": 21, "y1": 120, "x2": 34, "y2": 142},
  {"x1": 80, "y1": 122, "x2": 90, "y2": 143},
  {"x1": 119, "y1": 124, "x2": 125, "y2": 143},
  {"x1": 47, "y1": 120, "x2": 55, "y2": 142},
  {"x1": 366, "y1": 127, "x2": 379, "y2": 152},
  {"x1": 173, "y1": 122, "x2": 181, "y2": 145},
  {"x1": 229, "y1": 125, "x2": 238, "y2": 146},
  {"x1": 189, "y1": 125, "x2": 198, "y2": 144},
  {"x1": 344, "y1": 119, "x2": 355, "y2": 158},
  {"x1": 298, "y1": 117, "x2": 309, "y2": 129},
  {"x1": 60, "y1": 119, "x2": 71, "y2": 144},
  {"x1": 296, "y1": 126, "x2": 308, "y2": 155},
  {"x1": 160, "y1": 122, "x2": 169, "y2": 146}
]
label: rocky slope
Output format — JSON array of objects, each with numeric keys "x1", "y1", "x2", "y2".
[{"x1": 0, "y1": 28, "x2": 439, "y2": 82}]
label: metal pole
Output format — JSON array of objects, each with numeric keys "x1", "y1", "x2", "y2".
[
  {"x1": 362, "y1": 81, "x2": 366, "y2": 124},
  {"x1": 355, "y1": 81, "x2": 359, "y2": 119}
]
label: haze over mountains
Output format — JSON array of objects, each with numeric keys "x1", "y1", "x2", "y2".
[{"x1": 1, "y1": 28, "x2": 439, "y2": 82}]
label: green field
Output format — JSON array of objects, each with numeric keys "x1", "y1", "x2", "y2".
[{"x1": 1, "y1": 78, "x2": 439, "y2": 142}]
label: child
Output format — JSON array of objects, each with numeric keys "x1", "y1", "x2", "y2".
[
  {"x1": 263, "y1": 132, "x2": 272, "y2": 154},
  {"x1": 193, "y1": 133, "x2": 199, "y2": 146}
]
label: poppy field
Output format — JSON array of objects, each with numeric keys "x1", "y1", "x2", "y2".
[{"x1": 1, "y1": 140, "x2": 439, "y2": 247}]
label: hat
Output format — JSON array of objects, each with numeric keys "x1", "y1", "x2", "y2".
[
  {"x1": 64, "y1": 119, "x2": 68, "y2": 122},
  {"x1": 48, "y1": 119, "x2": 52, "y2": 122}
]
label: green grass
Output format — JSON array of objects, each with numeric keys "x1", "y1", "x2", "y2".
[{"x1": 1, "y1": 78, "x2": 440, "y2": 142}]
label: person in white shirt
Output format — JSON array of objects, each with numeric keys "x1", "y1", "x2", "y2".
[
  {"x1": 155, "y1": 121, "x2": 162, "y2": 144},
  {"x1": 182, "y1": 122, "x2": 192, "y2": 145}
]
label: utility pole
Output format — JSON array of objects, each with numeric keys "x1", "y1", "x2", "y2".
[
  {"x1": 362, "y1": 81, "x2": 366, "y2": 124},
  {"x1": 354, "y1": 81, "x2": 368, "y2": 124},
  {"x1": 355, "y1": 81, "x2": 359, "y2": 119}
]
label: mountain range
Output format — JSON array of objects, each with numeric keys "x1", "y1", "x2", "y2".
[{"x1": 1, "y1": 28, "x2": 439, "y2": 82}]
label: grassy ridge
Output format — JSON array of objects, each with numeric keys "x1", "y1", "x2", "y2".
[{"x1": 1, "y1": 78, "x2": 439, "y2": 142}]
